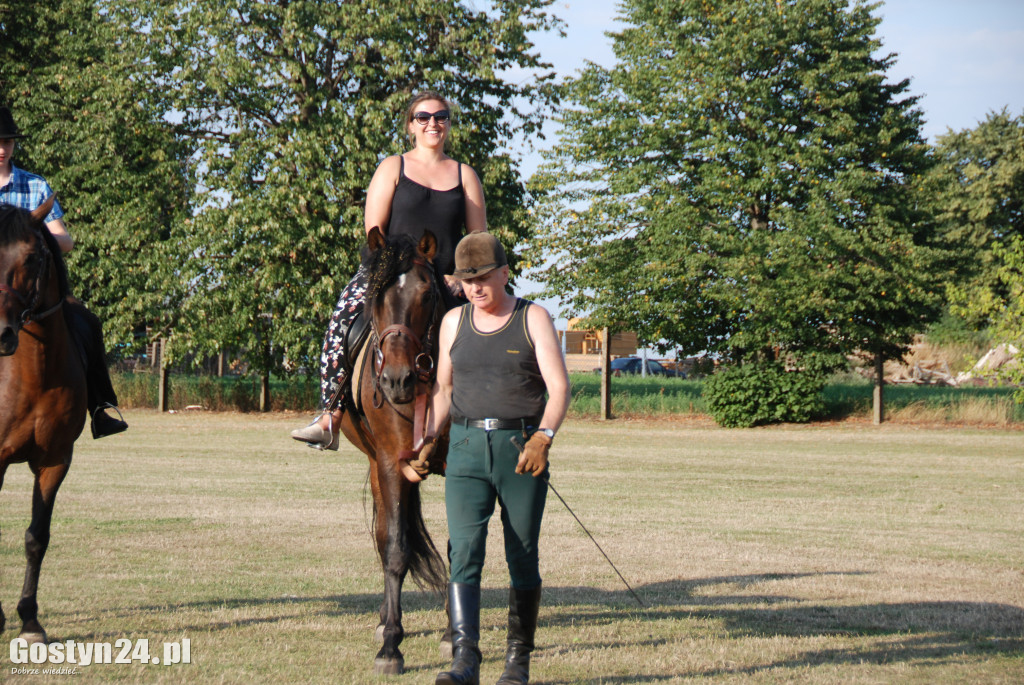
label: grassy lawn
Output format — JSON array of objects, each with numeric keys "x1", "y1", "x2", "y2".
[{"x1": 1, "y1": 411, "x2": 1021, "y2": 683}]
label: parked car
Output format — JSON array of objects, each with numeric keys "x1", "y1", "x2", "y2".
[{"x1": 604, "y1": 357, "x2": 686, "y2": 378}]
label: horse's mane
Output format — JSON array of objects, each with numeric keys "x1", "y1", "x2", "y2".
[
  {"x1": 0, "y1": 203, "x2": 70, "y2": 299},
  {"x1": 362, "y1": 233, "x2": 422, "y2": 301},
  {"x1": 0, "y1": 204, "x2": 37, "y2": 245}
]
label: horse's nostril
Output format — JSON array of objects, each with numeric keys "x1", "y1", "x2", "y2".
[
  {"x1": 382, "y1": 368, "x2": 415, "y2": 394},
  {"x1": 0, "y1": 326, "x2": 18, "y2": 352}
]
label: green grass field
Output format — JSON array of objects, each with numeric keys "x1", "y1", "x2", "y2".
[{"x1": 1, "y1": 411, "x2": 1022, "y2": 683}]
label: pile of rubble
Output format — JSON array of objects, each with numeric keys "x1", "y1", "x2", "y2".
[
  {"x1": 860, "y1": 340, "x2": 1020, "y2": 386},
  {"x1": 953, "y1": 343, "x2": 1020, "y2": 385}
]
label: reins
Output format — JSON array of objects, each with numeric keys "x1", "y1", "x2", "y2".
[{"x1": 370, "y1": 257, "x2": 442, "y2": 409}]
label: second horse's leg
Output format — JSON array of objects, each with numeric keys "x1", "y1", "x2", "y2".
[{"x1": 18, "y1": 461, "x2": 70, "y2": 644}]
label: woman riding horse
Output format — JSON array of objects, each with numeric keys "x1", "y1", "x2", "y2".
[{"x1": 291, "y1": 90, "x2": 487, "y2": 449}]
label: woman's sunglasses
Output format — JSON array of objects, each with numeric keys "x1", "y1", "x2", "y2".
[{"x1": 412, "y1": 110, "x2": 450, "y2": 125}]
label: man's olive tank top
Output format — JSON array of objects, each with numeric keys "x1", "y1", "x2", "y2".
[
  {"x1": 388, "y1": 155, "x2": 466, "y2": 278},
  {"x1": 450, "y1": 298, "x2": 548, "y2": 420}
]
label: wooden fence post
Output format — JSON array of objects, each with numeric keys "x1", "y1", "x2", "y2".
[
  {"x1": 158, "y1": 337, "x2": 169, "y2": 413},
  {"x1": 600, "y1": 327, "x2": 612, "y2": 420}
]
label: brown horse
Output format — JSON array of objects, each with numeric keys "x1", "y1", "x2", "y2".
[
  {"x1": 0, "y1": 198, "x2": 87, "y2": 643},
  {"x1": 339, "y1": 227, "x2": 450, "y2": 675}
]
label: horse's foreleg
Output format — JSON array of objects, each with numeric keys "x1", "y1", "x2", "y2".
[
  {"x1": 373, "y1": 459, "x2": 409, "y2": 675},
  {"x1": 18, "y1": 461, "x2": 69, "y2": 644},
  {"x1": 0, "y1": 462, "x2": 7, "y2": 633}
]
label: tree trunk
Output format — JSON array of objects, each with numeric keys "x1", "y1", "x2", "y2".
[{"x1": 259, "y1": 372, "x2": 270, "y2": 413}]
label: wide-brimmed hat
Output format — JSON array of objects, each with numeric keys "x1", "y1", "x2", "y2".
[
  {"x1": 0, "y1": 108, "x2": 26, "y2": 139},
  {"x1": 453, "y1": 232, "x2": 507, "y2": 280}
]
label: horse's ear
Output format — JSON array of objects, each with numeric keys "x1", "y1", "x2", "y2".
[
  {"x1": 30, "y1": 195, "x2": 55, "y2": 224},
  {"x1": 418, "y1": 230, "x2": 437, "y2": 262},
  {"x1": 367, "y1": 226, "x2": 385, "y2": 252}
]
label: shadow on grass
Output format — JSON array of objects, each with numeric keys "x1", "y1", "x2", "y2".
[
  {"x1": 537, "y1": 573, "x2": 1024, "y2": 683},
  {"x1": 49, "y1": 572, "x2": 1023, "y2": 681}
]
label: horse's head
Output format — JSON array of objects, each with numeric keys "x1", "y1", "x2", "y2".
[
  {"x1": 365, "y1": 227, "x2": 442, "y2": 405},
  {"x1": 0, "y1": 198, "x2": 56, "y2": 356}
]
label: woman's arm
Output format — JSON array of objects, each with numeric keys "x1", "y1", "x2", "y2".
[
  {"x1": 364, "y1": 155, "x2": 403, "y2": 235},
  {"x1": 461, "y1": 164, "x2": 487, "y2": 233},
  {"x1": 47, "y1": 218, "x2": 73, "y2": 253}
]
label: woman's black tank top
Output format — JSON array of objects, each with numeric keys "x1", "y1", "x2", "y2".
[
  {"x1": 388, "y1": 155, "x2": 466, "y2": 277},
  {"x1": 449, "y1": 298, "x2": 548, "y2": 421}
]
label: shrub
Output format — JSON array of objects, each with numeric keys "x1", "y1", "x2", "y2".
[{"x1": 703, "y1": 362, "x2": 827, "y2": 428}]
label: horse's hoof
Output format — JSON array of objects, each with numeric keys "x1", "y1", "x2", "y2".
[
  {"x1": 374, "y1": 656, "x2": 404, "y2": 675},
  {"x1": 439, "y1": 638, "x2": 453, "y2": 660},
  {"x1": 375, "y1": 623, "x2": 385, "y2": 644},
  {"x1": 19, "y1": 630, "x2": 47, "y2": 645}
]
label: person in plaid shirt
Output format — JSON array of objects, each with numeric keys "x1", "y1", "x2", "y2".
[{"x1": 0, "y1": 106, "x2": 127, "y2": 439}]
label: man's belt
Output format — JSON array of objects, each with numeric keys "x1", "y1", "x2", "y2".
[{"x1": 456, "y1": 417, "x2": 538, "y2": 431}]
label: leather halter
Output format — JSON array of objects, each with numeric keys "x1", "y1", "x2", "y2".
[
  {"x1": 0, "y1": 229, "x2": 63, "y2": 326},
  {"x1": 370, "y1": 257, "x2": 441, "y2": 391}
]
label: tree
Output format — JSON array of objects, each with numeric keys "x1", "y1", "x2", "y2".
[
  {"x1": 1, "y1": 0, "x2": 192, "y2": 356},
  {"x1": 933, "y1": 111, "x2": 1024, "y2": 402},
  {"x1": 932, "y1": 109, "x2": 1024, "y2": 328},
  {"x1": 135, "y1": 0, "x2": 560, "y2": 395},
  {"x1": 530, "y1": 0, "x2": 946, "y2": 423}
]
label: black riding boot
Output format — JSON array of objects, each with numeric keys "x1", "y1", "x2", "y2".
[
  {"x1": 64, "y1": 299, "x2": 127, "y2": 439},
  {"x1": 496, "y1": 585, "x2": 541, "y2": 685},
  {"x1": 436, "y1": 583, "x2": 481, "y2": 685}
]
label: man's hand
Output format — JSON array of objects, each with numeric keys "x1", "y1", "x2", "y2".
[
  {"x1": 408, "y1": 436, "x2": 436, "y2": 478},
  {"x1": 516, "y1": 431, "x2": 551, "y2": 477}
]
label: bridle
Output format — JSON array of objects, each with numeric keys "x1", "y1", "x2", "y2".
[
  {"x1": 0, "y1": 227, "x2": 62, "y2": 328},
  {"x1": 369, "y1": 256, "x2": 442, "y2": 410}
]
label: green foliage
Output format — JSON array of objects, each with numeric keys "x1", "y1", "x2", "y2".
[
  {"x1": 0, "y1": 0, "x2": 192, "y2": 352},
  {"x1": 932, "y1": 111, "x2": 1024, "y2": 402},
  {"x1": 530, "y1": 0, "x2": 945, "y2": 367},
  {"x1": 132, "y1": 0, "x2": 560, "y2": 375},
  {"x1": 949, "y1": 236, "x2": 1024, "y2": 403},
  {"x1": 4, "y1": 0, "x2": 561, "y2": 376},
  {"x1": 932, "y1": 109, "x2": 1024, "y2": 323},
  {"x1": 703, "y1": 362, "x2": 826, "y2": 428}
]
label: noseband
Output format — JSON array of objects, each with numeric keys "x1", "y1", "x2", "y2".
[{"x1": 0, "y1": 228, "x2": 62, "y2": 327}]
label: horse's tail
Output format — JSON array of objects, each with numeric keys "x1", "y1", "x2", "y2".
[{"x1": 402, "y1": 484, "x2": 448, "y2": 596}]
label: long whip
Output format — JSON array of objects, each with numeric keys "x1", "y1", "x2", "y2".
[{"x1": 512, "y1": 436, "x2": 645, "y2": 607}]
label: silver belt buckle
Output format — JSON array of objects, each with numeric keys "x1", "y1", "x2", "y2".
[{"x1": 482, "y1": 418, "x2": 500, "y2": 431}]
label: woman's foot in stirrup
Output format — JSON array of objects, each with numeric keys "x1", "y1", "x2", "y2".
[
  {"x1": 290, "y1": 413, "x2": 339, "y2": 450},
  {"x1": 91, "y1": 405, "x2": 128, "y2": 439}
]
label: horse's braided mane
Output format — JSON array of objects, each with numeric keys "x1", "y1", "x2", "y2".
[{"x1": 363, "y1": 233, "x2": 421, "y2": 301}]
